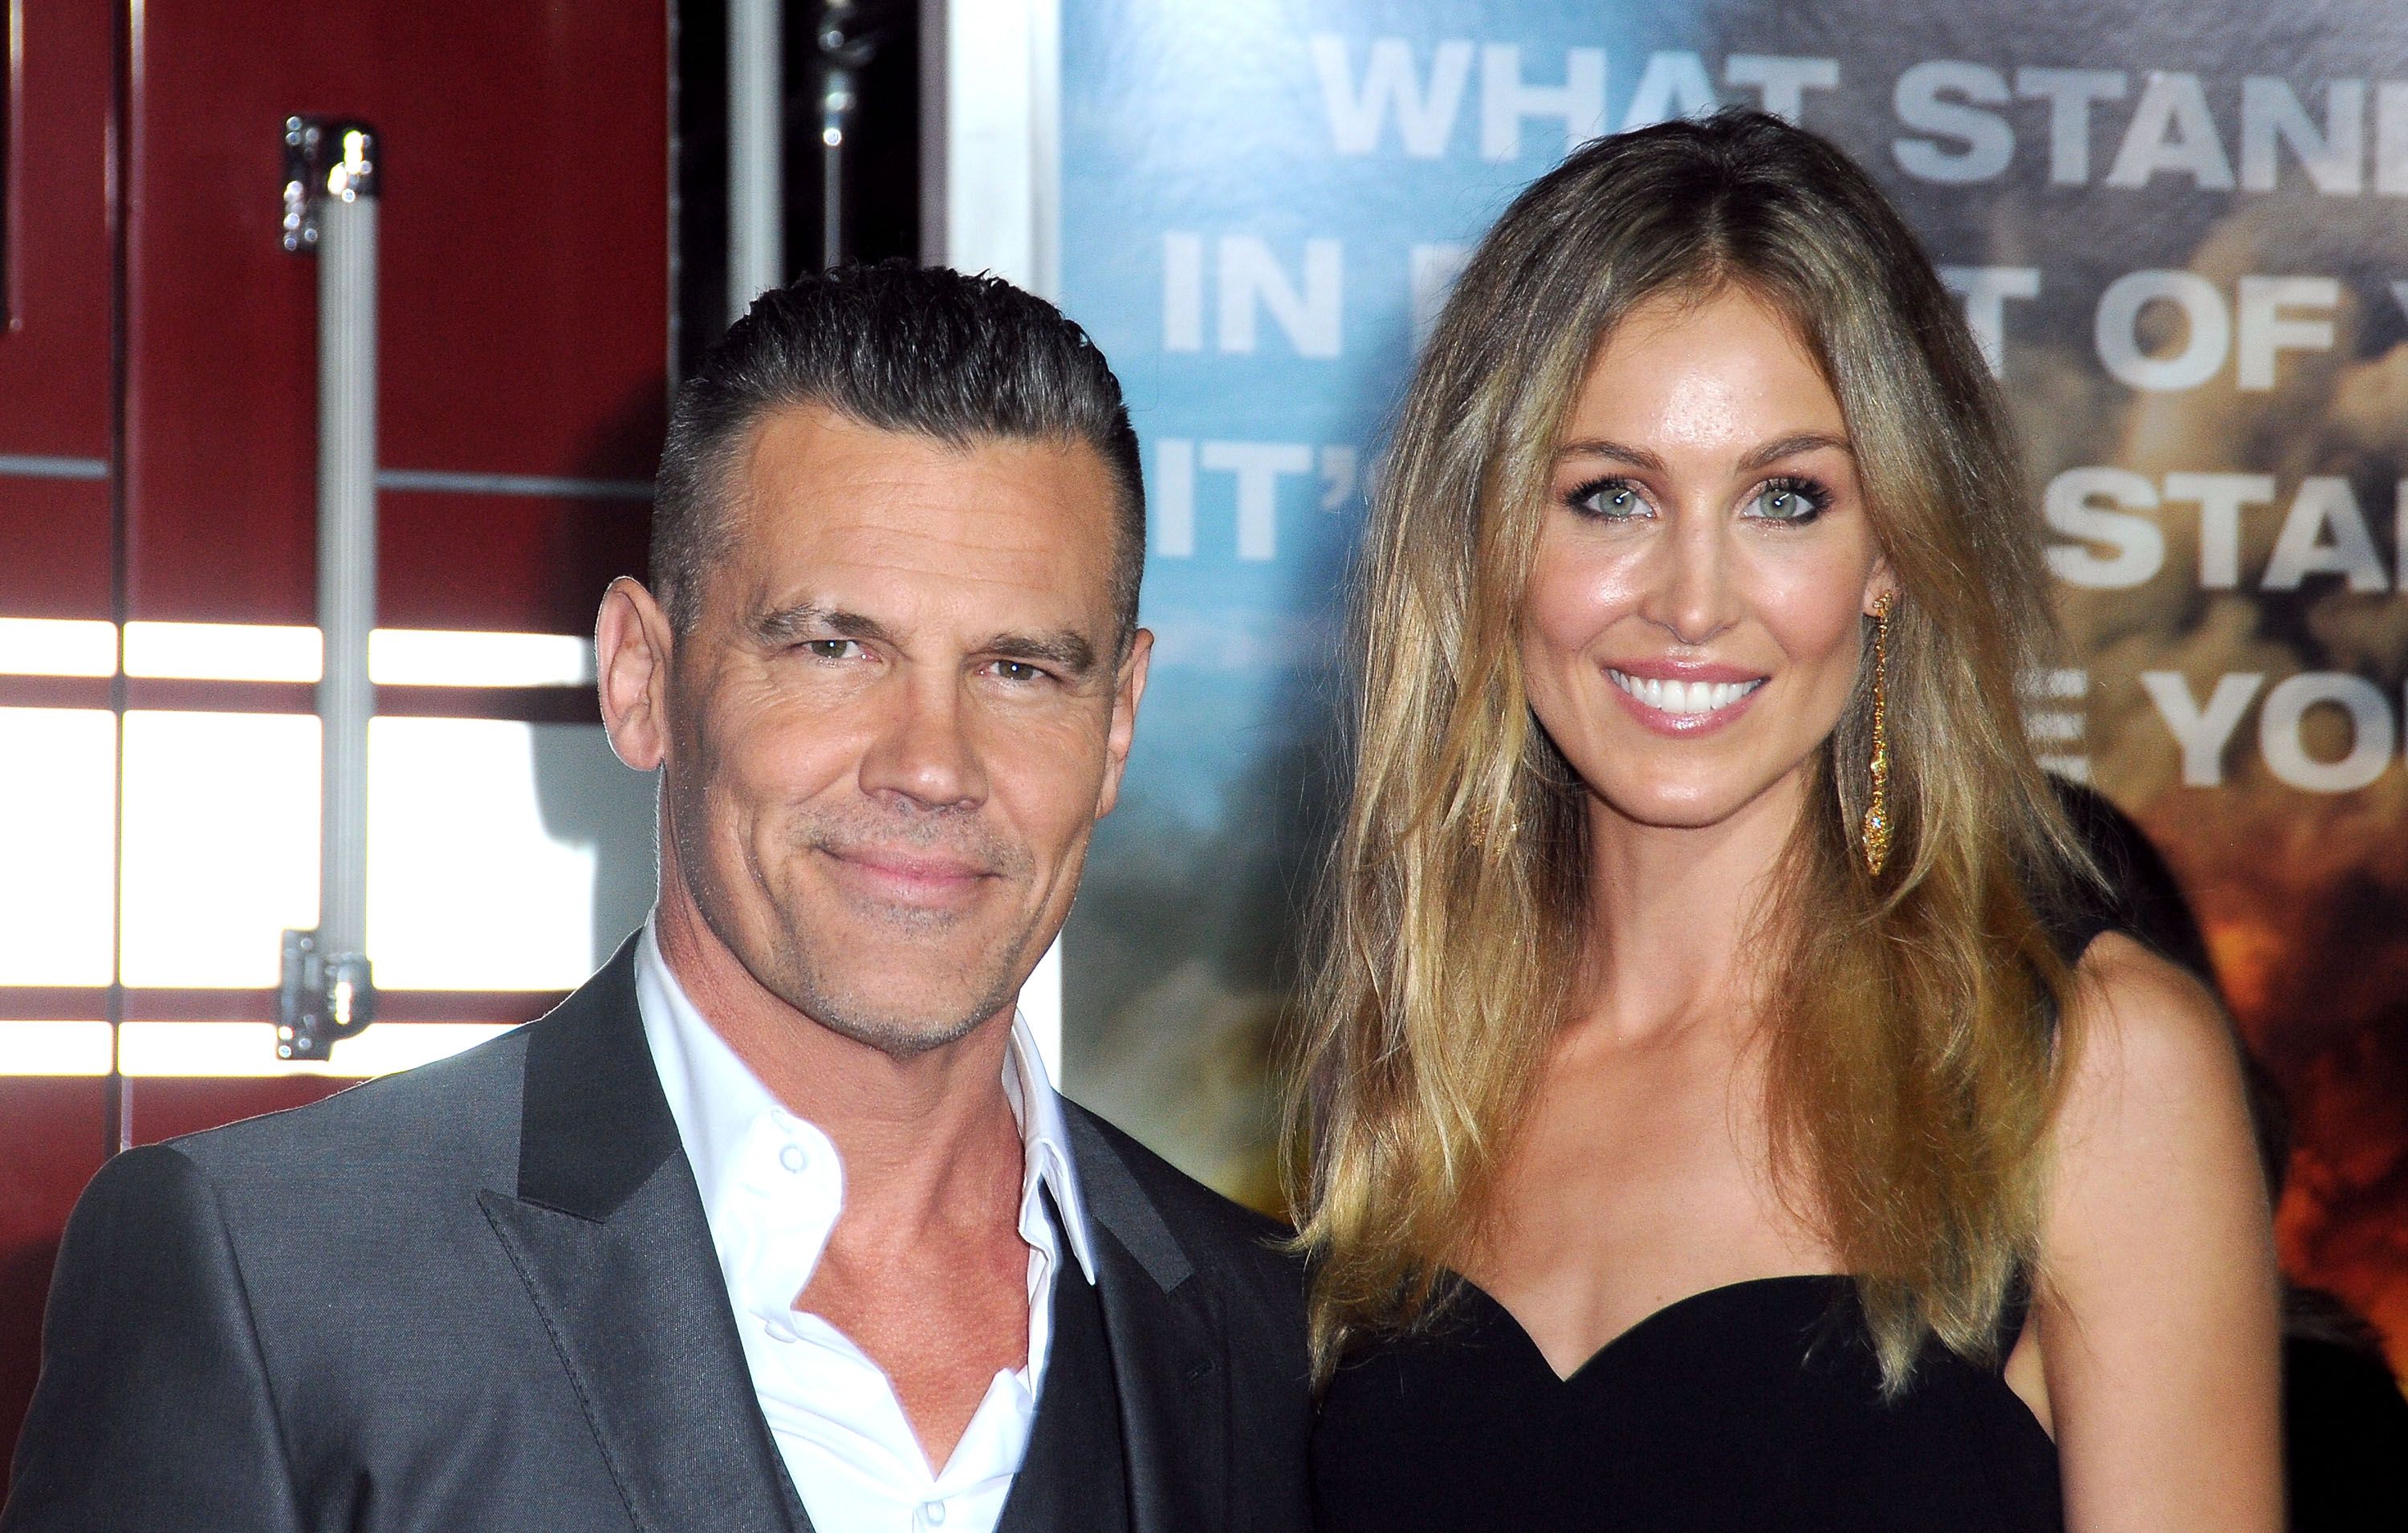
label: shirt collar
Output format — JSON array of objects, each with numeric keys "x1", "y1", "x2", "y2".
[{"x1": 632, "y1": 916, "x2": 1096, "y2": 1285}]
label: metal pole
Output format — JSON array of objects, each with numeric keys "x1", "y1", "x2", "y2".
[
  {"x1": 315, "y1": 185, "x2": 376, "y2": 966},
  {"x1": 729, "y1": 0, "x2": 784, "y2": 321},
  {"x1": 818, "y1": 1, "x2": 857, "y2": 266},
  {"x1": 278, "y1": 117, "x2": 380, "y2": 1061}
]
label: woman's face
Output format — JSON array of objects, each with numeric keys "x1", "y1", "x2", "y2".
[{"x1": 1519, "y1": 285, "x2": 1893, "y2": 836}]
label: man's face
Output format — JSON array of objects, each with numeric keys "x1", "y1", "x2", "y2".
[{"x1": 633, "y1": 405, "x2": 1146, "y2": 1056}]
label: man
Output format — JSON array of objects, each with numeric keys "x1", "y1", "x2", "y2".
[{"x1": 3, "y1": 263, "x2": 1311, "y2": 1532}]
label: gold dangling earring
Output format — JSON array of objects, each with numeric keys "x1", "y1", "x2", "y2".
[{"x1": 1861, "y1": 592, "x2": 1894, "y2": 877}]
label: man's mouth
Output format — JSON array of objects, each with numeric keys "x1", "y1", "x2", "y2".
[{"x1": 820, "y1": 844, "x2": 995, "y2": 892}]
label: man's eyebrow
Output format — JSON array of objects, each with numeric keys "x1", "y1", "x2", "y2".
[
  {"x1": 750, "y1": 603, "x2": 900, "y2": 648},
  {"x1": 751, "y1": 604, "x2": 1098, "y2": 675},
  {"x1": 986, "y1": 629, "x2": 1098, "y2": 677}
]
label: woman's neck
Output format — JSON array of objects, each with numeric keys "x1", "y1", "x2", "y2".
[{"x1": 1573, "y1": 775, "x2": 1809, "y2": 1046}]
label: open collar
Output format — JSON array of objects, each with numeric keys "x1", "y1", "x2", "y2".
[
  {"x1": 631, "y1": 916, "x2": 1097, "y2": 1285},
  {"x1": 498, "y1": 933, "x2": 1237, "y2": 1533}
]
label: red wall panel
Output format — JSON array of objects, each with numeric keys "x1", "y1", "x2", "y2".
[
  {"x1": 0, "y1": 478, "x2": 110, "y2": 618},
  {"x1": 124, "y1": 1, "x2": 668, "y2": 629},
  {"x1": 0, "y1": 0, "x2": 113, "y2": 460},
  {"x1": 0, "y1": 1, "x2": 118, "y2": 621},
  {"x1": 380, "y1": 486, "x2": 649, "y2": 635}
]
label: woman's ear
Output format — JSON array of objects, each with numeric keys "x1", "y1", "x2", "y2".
[
  {"x1": 596, "y1": 576, "x2": 674, "y2": 771},
  {"x1": 1863, "y1": 559, "x2": 1900, "y2": 617}
]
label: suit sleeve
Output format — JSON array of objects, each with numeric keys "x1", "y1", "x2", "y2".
[{"x1": 2, "y1": 1144, "x2": 307, "y2": 1532}]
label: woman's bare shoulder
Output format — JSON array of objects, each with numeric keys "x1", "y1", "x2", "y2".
[
  {"x1": 2055, "y1": 931, "x2": 2243, "y2": 1128},
  {"x1": 2036, "y1": 930, "x2": 2284, "y2": 1529}
]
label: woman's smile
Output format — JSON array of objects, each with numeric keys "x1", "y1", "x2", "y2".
[{"x1": 1603, "y1": 666, "x2": 1767, "y2": 731}]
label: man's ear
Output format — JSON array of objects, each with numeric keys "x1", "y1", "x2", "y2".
[
  {"x1": 1094, "y1": 627, "x2": 1153, "y2": 821},
  {"x1": 597, "y1": 577, "x2": 676, "y2": 771}
]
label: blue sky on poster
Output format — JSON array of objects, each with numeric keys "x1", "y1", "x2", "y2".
[{"x1": 1060, "y1": 1, "x2": 1667, "y2": 833}]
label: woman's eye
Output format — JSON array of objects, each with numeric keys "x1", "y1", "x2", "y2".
[
  {"x1": 1570, "y1": 478, "x2": 1647, "y2": 519},
  {"x1": 1743, "y1": 478, "x2": 1830, "y2": 523}
]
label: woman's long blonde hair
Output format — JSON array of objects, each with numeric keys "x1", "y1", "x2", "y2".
[{"x1": 1287, "y1": 110, "x2": 2098, "y2": 1391}]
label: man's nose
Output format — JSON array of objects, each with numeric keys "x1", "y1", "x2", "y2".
[
  {"x1": 1641, "y1": 514, "x2": 1739, "y2": 647},
  {"x1": 858, "y1": 669, "x2": 988, "y2": 811}
]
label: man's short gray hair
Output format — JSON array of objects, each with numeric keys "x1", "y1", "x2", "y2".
[{"x1": 650, "y1": 260, "x2": 1145, "y2": 640}]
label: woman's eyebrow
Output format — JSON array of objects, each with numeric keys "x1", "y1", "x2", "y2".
[
  {"x1": 1735, "y1": 431, "x2": 1853, "y2": 474},
  {"x1": 1552, "y1": 431, "x2": 1852, "y2": 476},
  {"x1": 1553, "y1": 437, "x2": 1666, "y2": 472}
]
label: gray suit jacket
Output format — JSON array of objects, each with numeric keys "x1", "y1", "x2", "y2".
[{"x1": 2, "y1": 942, "x2": 1312, "y2": 1532}]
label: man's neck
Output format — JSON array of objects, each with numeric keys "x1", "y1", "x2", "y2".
[{"x1": 652, "y1": 892, "x2": 1027, "y2": 1248}]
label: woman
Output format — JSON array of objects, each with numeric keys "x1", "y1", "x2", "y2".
[{"x1": 1296, "y1": 110, "x2": 2280, "y2": 1531}]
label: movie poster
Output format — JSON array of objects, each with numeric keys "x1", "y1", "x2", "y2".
[{"x1": 1056, "y1": 0, "x2": 2408, "y2": 1364}]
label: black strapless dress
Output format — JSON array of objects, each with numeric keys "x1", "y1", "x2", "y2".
[
  {"x1": 1312, "y1": 1273, "x2": 2061, "y2": 1531},
  {"x1": 1315, "y1": 888, "x2": 2127, "y2": 1531}
]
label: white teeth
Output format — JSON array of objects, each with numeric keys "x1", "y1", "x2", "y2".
[{"x1": 1607, "y1": 669, "x2": 1762, "y2": 715}]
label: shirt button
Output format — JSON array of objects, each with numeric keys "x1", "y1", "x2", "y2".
[
  {"x1": 778, "y1": 1143, "x2": 807, "y2": 1173},
  {"x1": 921, "y1": 1501, "x2": 947, "y2": 1526}
]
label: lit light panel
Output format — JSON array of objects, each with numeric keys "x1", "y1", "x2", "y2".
[
  {"x1": 0, "y1": 709, "x2": 118, "y2": 985},
  {"x1": 114, "y1": 1019, "x2": 518, "y2": 1078},
  {"x1": 0, "y1": 1021, "x2": 114, "y2": 1076},
  {"x1": 118, "y1": 710, "x2": 321, "y2": 988},
  {"x1": 123, "y1": 622, "x2": 322, "y2": 682},
  {"x1": 0, "y1": 618, "x2": 117, "y2": 677},
  {"x1": 369, "y1": 629, "x2": 595, "y2": 688}
]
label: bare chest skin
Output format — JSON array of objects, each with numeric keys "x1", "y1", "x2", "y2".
[
  {"x1": 1469, "y1": 1007, "x2": 2054, "y2": 1429},
  {"x1": 799, "y1": 1215, "x2": 1035, "y2": 1469},
  {"x1": 1468, "y1": 1007, "x2": 1837, "y2": 1381}
]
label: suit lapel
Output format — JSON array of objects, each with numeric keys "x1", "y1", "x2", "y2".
[
  {"x1": 1067, "y1": 1110, "x2": 1230, "y2": 1533},
  {"x1": 480, "y1": 940, "x2": 811, "y2": 1533}
]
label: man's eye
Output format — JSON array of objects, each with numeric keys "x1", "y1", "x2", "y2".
[
  {"x1": 803, "y1": 639, "x2": 860, "y2": 660},
  {"x1": 995, "y1": 660, "x2": 1047, "y2": 684}
]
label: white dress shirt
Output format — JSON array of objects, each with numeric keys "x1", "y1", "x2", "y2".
[{"x1": 633, "y1": 920, "x2": 1098, "y2": 1533}]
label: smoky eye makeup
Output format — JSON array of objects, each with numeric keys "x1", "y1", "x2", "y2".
[
  {"x1": 1741, "y1": 473, "x2": 1837, "y2": 523},
  {"x1": 1564, "y1": 474, "x2": 1649, "y2": 519}
]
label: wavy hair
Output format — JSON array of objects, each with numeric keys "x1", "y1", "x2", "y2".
[{"x1": 1287, "y1": 109, "x2": 2097, "y2": 1392}]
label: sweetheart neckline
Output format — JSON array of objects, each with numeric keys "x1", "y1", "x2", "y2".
[{"x1": 1450, "y1": 1271, "x2": 1857, "y2": 1385}]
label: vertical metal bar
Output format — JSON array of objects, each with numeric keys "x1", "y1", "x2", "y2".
[
  {"x1": 820, "y1": 125, "x2": 842, "y2": 267},
  {"x1": 1025, "y1": 0, "x2": 1060, "y2": 300},
  {"x1": 276, "y1": 117, "x2": 380, "y2": 1060},
  {"x1": 917, "y1": 0, "x2": 946, "y2": 269},
  {"x1": 315, "y1": 189, "x2": 376, "y2": 960},
  {"x1": 104, "y1": 0, "x2": 133, "y2": 1154},
  {"x1": 728, "y1": 0, "x2": 783, "y2": 320},
  {"x1": 816, "y1": 0, "x2": 856, "y2": 269}
]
